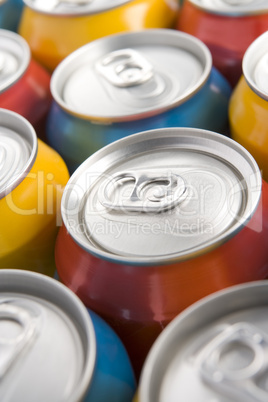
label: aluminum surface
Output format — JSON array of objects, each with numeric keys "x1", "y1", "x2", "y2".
[
  {"x1": 0, "y1": 269, "x2": 95, "y2": 402},
  {"x1": 51, "y1": 29, "x2": 212, "y2": 122},
  {"x1": 61, "y1": 127, "x2": 261, "y2": 264},
  {"x1": 139, "y1": 281, "x2": 268, "y2": 402},
  {"x1": 0, "y1": 29, "x2": 30, "y2": 93},
  {"x1": 23, "y1": 0, "x2": 134, "y2": 15},
  {"x1": 243, "y1": 31, "x2": 268, "y2": 101},
  {"x1": 188, "y1": 0, "x2": 268, "y2": 15},
  {"x1": 0, "y1": 109, "x2": 37, "y2": 199}
]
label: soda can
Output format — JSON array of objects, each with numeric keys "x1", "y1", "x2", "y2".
[
  {"x1": 0, "y1": 0, "x2": 24, "y2": 32},
  {"x1": 47, "y1": 29, "x2": 231, "y2": 174},
  {"x1": 229, "y1": 31, "x2": 268, "y2": 182},
  {"x1": 137, "y1": 280, "x2": 268, "y2": 401},
  {"x1": 0, "y1": 108, "x2": 70, "y2": 276},
  {"x1": 0, "y1": 29, "x2": 52, "y2": 140},
  {"x1": 18, "y1": 0, "x2": 179, "y2": 72},
  {"x1": 55, "y1": 126, "x2": 268, "y2": 377},
  {"x1": 0, "y1": 269, "x2": 136, "y2": 402},
  {"x1": 176, "y1": 0, "x2": 268, "y2": 87}
]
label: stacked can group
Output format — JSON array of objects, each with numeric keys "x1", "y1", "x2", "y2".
[{"x1": 1, "y1": 0, "x2": 268, "y2": 401}]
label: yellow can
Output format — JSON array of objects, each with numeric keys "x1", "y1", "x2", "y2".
[
  {"x1": 229, "y1": 32, "x2": 268, "y2": 181},
  {"x1": 0, "y1": 108, "x2": 69, "y2": 276},
  {"x1": 18, "y1": 0, "x2": 179, "y2": 72}
]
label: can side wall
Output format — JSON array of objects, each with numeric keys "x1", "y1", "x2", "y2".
[
  {"x1": 47, "y1": 67, "x2": 231, "y2": 174},
  {"x1": 55, "y1": 180, "x2": 268, "y2": 376},
  {"x1": 0, "y1": 139, "x2": 69, "y2": 274},
  {"x1": 229, "y1": 76, "x2": 268, "y2": 182},
  {"x1": 177, "y1": 1, "x2": 268, "y2": 87},
  {"x1": 0, "y1": 0, "x2": 24, "y2": 32},
  {"x1": 18, "y1": 0, "x2": 178, "y2": 72},
  {"x1": 85, "y1": 309, "x2": 136, "y2": 402},
  {"x1": 0, "y1": 59, "x2": 52, "y2": 137}
]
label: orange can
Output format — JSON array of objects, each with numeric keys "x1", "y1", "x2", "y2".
[
  {"x1": 229, "y1": 31, "x2": 268, "y2": 182},
  {"x1": 18, "y1": 0, "x2": 179, "y2": 72},
  {"x1": 0, "y1": 108, "x2": 69, "y2": 276}
]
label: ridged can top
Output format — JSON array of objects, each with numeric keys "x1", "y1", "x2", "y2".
[
  {"x1": 51, "y1": 29, "x2": 212, "y2": 122},
  {"x1": 0, "y1": 269, "x2": 95, "y2": 402},
  {"x1": 138, "y1": 281, "x2": 268, "y2": 402},
  {"x1": 188, "y1": 0, "x2": 268, "y2": 16},
  {"x1": 243, "y1": 31, "x2": 268, "y2": 101},
  {"x1": 0, "y1": 29, "x2": 30, "y2": 94},
  {"x1": 61, "y1": 127, "x2": 261, "y2": 265},
  {"x1": 0, "y1": 109, "x2": 37, "y2": 199},
  {"x1": 23, "y1": 0, "x2": 134, "y2": 16}
]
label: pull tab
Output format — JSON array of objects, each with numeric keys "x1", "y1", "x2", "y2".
[
  {"x1": 96, "y1": 49, "x2": 154, "y2": 88},
  {"x1": 0, "y1": 302, "x2": 38, "y2": 379},
  {"x1": 98, "y1": 171, "x2": 187, "y2": 213},
  {"x1": 199, "y1": 323, "x2": 268, "y2": 402}
]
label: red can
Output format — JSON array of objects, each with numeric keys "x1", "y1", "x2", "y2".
[
  {"x1": 0, "y1": 29, "x2": 52, "y2": 139},
  {"x1": 176, "y1": 0, "x2": 268, "y2": 87},
  {"x1": 55, "y1": 127, "x2": 268, "y2": 377}
]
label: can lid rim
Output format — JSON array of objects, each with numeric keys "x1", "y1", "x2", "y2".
[
  {"x1": 0, "y1": 29, "x2": 30, "y2": 94},
  {"x1": 187, "y1": 0, "x2": 268, "y2": 16},
  {"x1": 0, "y1": 269, "x2": 97, "y2": 401},
  {"x1": 50, "y1": 29, "x2": 212, "y2": 122},
  {"x1": 61, "y1": 127, "x2": 262, "y2": 265}
]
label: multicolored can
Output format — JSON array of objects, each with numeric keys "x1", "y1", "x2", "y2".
[
  {"x1": 0, "y1": 0, "x2": 24, "y2": 32},
  {"x1": 47, "y1": 29, "x2": 231, "y2": 174},
  {"x1": 55, "y1": 126, "x2": 268, "y2": 377},
  {"x1": 0, "y1": 29, "x2": 52, "y2": 140},
  {"x1": 18, "y1": 0, "x2": 179, "y2": 72},
  {"x1": 137, "y1": 280, "x2": 268, "y2": 401},
  {"x1": 176, "y1": 0, "x2": 268, "y2": 87},
  {"x1": 0, "y1": 108, "x2": 69, "y2": 276},
  {"x1": 229, "y1": 31, "x2": 268, "y2": 182},
  {"x1": 0, "y1": 269, "x2": 136, "y2": 402}
]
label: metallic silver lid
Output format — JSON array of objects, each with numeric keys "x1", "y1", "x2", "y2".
[
  {"x1": 61, "y1": 127, "x2": 261, "y2": 265},
  {"x1": 243, "y1": 31, "x2": 268, "y2": 101},
  {"x1": 0, "y1": 269, "x2": 96, "y2": 402},
  {"x1": 23, "y1": 0, "x2": 134, "y2": 16},
  {"x1": 0, "y1": 29, "x2": 30, "y2": 94},
  {"x1": 139, "y1": 281, "x2": 268, "y2": 402},
  {"x1": 51, "y1": 29, "x2": 212, "y2": 122},
  {"x1": 188, "y1": 0, "x2": 268, "y2": 16},
  {"x1": 0, "y1": 109, "x2": 37, "y2": 199}
]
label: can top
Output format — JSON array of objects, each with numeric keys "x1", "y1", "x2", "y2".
[
  {"x1": 0, "y1": 109, "x2": 37, "y2": 200},
  {"x1": 139, "y1": 281, "x2": 268, "y2": 402},
  {"x1": 0, "y1": 269, "x2": 96, "y2": 402},
  {"x1": 23, "y1": 0, "x2": 134, "y2": 16},
  {"x1": 61, "y1": 127, "x2": 261, "y2": 265},
  {"x1": 51, "y1": 29, "x2": 212, "y2": 122},
  {"x1": 188, "y1": 0, "x2": 268, "y2": 16},
  {"x1": 243, "y1": 31, "x2": 268, "y2": 102},
  {"x1": 0, "y1": 29, "x2": 30, "y2": 94}
]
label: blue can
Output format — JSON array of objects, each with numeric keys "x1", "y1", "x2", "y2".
[
  {"x1": 0, "y1": 269, "x2": 136, "y2": 402},
  {"x1": 0, "y1": 0, "x2": 24, "y2": 32},
  {"x1": 47, "y1": 29, "x2": 231, "y2": 173}
]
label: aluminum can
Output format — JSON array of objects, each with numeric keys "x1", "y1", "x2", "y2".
[
  {"x1": 18, "y1": 0, "x2": 179, "y2": 72},
  {"x1": 0, "y1": 108, "x2": 70, "y2": 276},
  {"x1": 47, "y1": 29, "x2": 231, "y2": 174},
  {"x1": 137, "y1": 280, "x2": 268, "y2": 401},
  {"x1": 0, "y1": 269, "x2": 136, "y2": 402},
  {"x1": 55, "y1": 126, "x2": 268, "y2": 378},
  {"x1": 0, "y1": 0, "x2": 24, "y2": 32},
  {"x1": 229, "y1": 31, "x2": 268, "y2": 182},
  {"x1": 176, "y1": 0, "x2": 268, "y2": 87},
  {"x1": 0, "y1": 29, "x2": 52, "y2": 140}
]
